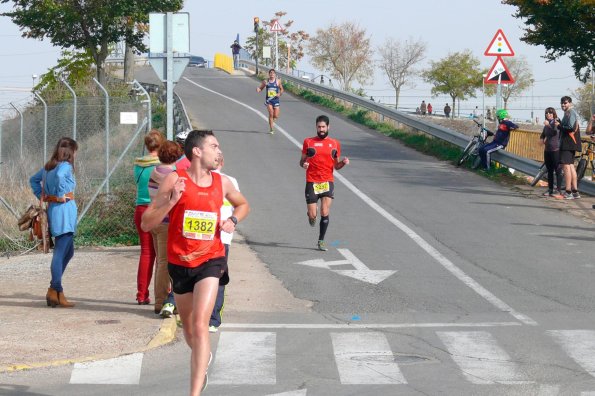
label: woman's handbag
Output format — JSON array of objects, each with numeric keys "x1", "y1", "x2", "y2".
[{"x1": 18, "y1": 172, "x2": 52, "y2": 253}]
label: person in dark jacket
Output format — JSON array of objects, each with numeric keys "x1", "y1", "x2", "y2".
[
  {"x1": 556, "y1": 96, "x2": 582, "y2": 199},
  {"x1": 539, "y1": 107, "x2": 563, "y2": 197},
  {"x1": 479, "y1": 109, "x2": 518, "y2": 170}
]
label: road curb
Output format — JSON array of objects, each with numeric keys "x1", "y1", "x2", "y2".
[{"x1": 0, "y1": 317, "x2": 178, "y2": 373}]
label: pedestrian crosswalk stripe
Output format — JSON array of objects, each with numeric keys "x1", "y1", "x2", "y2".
[
  {"x1": 331, "y1": 332, "x2": 406, "y2": 384},
  {"x1": 69, "y1": 353, "x2": 143, "y2": 385},
  {"x1": 548, "y1": 330, "x2": 595, "y2": 378},
  {"x1": 210, "y1": 331, "x2": 276, "y2": 385},
  {"x1": 437, "y1": 331, "x2": 532, "y2": 384}
]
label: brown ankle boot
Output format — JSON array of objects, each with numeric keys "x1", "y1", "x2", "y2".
[
  {"x1": 57, "y1": 291, "x2": 75, "y2": 308},
  {"x1": 46, "y1": 287, "x2": 59, "y2": 307}
]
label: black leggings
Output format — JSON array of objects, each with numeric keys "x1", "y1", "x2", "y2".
[{"x1": 544, "y1": 150, "x2": 562, "y2": 192}]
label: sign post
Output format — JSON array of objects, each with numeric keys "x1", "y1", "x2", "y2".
[
  {"x1": 484, "y1": 29, "x2": 515, "y2": 122},
  {"x1": 149, "y1": 12, "x2": 190, "y2": 139},
  {"x1": 269, "y1": 20, "x2": 284, "y2": 70}
]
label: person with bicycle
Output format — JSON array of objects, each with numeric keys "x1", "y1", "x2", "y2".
[
  {"x1": 478, "y1": 109, "x2": 518, "y2": 170},
  {"x1": 556, "y1": 96, "x2": 582, "y2": 199},
  {"x1": 539, "y1": 107, "x2": 563, "y2": 197}
]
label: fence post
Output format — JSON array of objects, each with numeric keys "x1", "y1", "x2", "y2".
[
  {"x1": 93, "y1": 78, "x2": 110, "y2": 194},
  {"x1": 33, "y1": 91, "x2": 48, "y2": 163},
  {"x1": 61, "y1": 78, "x2": 77, "y2": 140},
  {"x1": 9, "y1": 103, "x2": 23, "y2": 159}
]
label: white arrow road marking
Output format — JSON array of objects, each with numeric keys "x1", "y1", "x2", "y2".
[
  {"x1": 548, "y1": 330, "x2": 595, "y2": 378},
  {"x1": 265, "y1": 390, "x2": 308, "y2": 396},
  {"x1": 182, "y1": 77, "x2": 536, "y2": 326},
  {"x1": 296, "y1": 248, "x2": 396, "y2": 285},
  {"x1": 69, "y1": 353, "x2": 143, "y2": 384}
]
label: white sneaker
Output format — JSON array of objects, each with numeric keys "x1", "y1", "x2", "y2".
[
  {"x1": 209, "y1": 325, "x2": 218, "y2": 333},
  {"x1": 159, "y1": 302, "x2": 175, "y2": 318}
]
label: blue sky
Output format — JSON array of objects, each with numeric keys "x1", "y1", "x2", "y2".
[{"x1": 0, "y1": 0, "x2": 583, "y2": 118}]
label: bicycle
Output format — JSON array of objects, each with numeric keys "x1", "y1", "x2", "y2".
[
  {"x1": 530, "y1": 161, "x2": 564, "y2": 188},
  {"x1": 576, "y1": 137, "x2": 595, "y2": 183},
  {"x1": 457, "y1": 119, "x2": 494, "y2": 168}
]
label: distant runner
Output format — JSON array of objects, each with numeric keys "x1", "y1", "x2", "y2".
[
  {"x1": 257, "y1": 68, "x2": 284, "y2": 134},
  {"x1": 300, "y1": 115, "x2": 349, "y2": 251}
]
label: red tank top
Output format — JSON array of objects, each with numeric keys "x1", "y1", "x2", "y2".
[{"x1": 167, "y1": 170, "x2": 225, "y2": 267}]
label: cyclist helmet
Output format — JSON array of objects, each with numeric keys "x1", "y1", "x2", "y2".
[
  {"x1": 175, "y1": 129, "x2": 190, "y2": 146},
  {"x1": 496, "y1": 109, "x2": 509, "y2": 121}
]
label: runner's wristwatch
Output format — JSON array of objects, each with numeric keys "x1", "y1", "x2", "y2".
[{"x1": 229, "y1": 216, "x2": 238, "y2": 225}]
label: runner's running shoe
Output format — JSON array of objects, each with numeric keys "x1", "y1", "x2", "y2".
[
  {"x1": 159, "y1": 303, "x2": 175, "y2": 318},
  {"x1": 209, "y1": 325, "x2": 218, "y2": 333},
  {"x1": 317, "y1": 240, "x2": 328, "y2": 251}
]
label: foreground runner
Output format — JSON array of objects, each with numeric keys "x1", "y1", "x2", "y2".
[
  {"x1": 256, "y1": 68, "x2": 284, "y2": 134},
  {"x1": 142, "y1": 130, "x2": 249, "y2": 395},
  {"x1": 300, "y1": 115, "x2": 349, "y2": 251}
]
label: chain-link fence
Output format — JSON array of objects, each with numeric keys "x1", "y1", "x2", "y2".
[{"x1": 0, "y1": 88, "x2": 152, "y2": 255}]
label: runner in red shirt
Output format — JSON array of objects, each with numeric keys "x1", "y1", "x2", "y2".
[
  {"x1": 141, "y1": 130, "x2": 249, "y2": 395},
  {"x1": 300, "y1": 115, "x2": 349, "y2": 251}
]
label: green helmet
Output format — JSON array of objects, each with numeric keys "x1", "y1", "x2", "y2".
[{"x1": 496, "y1": 109, "x2": 509, "y2": 121}]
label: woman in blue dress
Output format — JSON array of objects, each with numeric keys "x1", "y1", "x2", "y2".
[{"x1": 30, "y1": 137, "x2": 78, "y2": 308}]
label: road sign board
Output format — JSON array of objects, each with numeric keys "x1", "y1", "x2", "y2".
[
  {"x1": 149, "y1": 13, "x2": 190, "y2": 54},
  {"x1": 148, "y1": 57, "x2": 190, "y2": 83},
  {"x1": 484, "y1": 57, "x2": 515, "y2": 84},
  {"x1": 484, "y1": 29, "x2": 514, "y2": 56},
  {"x1": 269, "y1": 20, "x2": 284, "y2": 32}
]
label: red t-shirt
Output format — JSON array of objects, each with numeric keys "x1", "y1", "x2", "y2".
[
  {"x1": 167, "y1": 170, "x2": 225, "y2": 268},
  {"x1": 302, "y1": 136, "x2": 340, "y2": 183}
]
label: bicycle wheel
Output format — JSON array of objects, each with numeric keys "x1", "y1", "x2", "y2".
[
  {"x1": 530, "y1": 163, "x2": 547, "y2": 187},
  {"x1": 457, "y1": 139, "x2": 477, "y2": 166},
  {"x1": 576, "y1": 158, "x2": 587, "y2": 181}
]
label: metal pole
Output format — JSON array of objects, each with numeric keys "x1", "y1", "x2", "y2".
[
  {"x1": 93, "y1": 78, "x2": 110, "y2": 194},
  {"x1": 531, "y1": 80, "x2": 534, "y2": 124},
  {"x1": 10, "y1": 103, "x2": 23, "y2": 159},
  {"x1": 274, "y1": 31, "x2": 278, "y2": 70},
  {"x1": 33, "y1": 91, "x2": 48, "y2": 163},
  {"x1": 482, "y1": 75, "x2": 486, "y2": 130},
  {"x1": 255, "y1": 28, "x2": 259, "y2": 75},
  {"x1": 166, "y1": 12, "x2": 174, "y2": 140},
  {"x1": 0, "y1": 116, "x2": 3, "y2": 178},
  {"x1": 133, "y1": 80, "x2": 151, "y2": 133},
  {"x1": 61, "y1": 78, "x2": 77, "y2": 139}
]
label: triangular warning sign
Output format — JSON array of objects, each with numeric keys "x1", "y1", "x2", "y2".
[
  {"x1": 484, "y1": 57, "x2": 515, "y2": 84},
  {"x1": 484, "y1": 29, "x2": 515, "y2": 56},
  {"x1": 269, "y1": 20, "x2": 284, "y2": 32}
]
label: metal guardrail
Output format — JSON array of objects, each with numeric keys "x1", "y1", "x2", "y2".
[
  {"x1": 140, "y1": 82, "x2": 190, "y2": 135},
  {"x1": 242, "y1": 60, "x2": 595, "y2": 196}
]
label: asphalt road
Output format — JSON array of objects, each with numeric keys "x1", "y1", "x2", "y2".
[{"x1": 4, "y1": 66, "x2": 595, "y2": 395}]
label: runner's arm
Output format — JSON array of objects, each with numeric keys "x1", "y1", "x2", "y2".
[
  {"x1": 334, "y1": 157, "x2": 349, "y2": 170},
  {"x1": 299, "y1": 152, "x2": 309, "y2": 169},
  {"x1": 278, "y1": 79, "x2": 284, "y2": 96},
  {"x1": 256, "y1": 80, "x2": 266, "y2": 92},
  {"x1": 141, "y1": 172, "x2": 184, "y2": 232}
]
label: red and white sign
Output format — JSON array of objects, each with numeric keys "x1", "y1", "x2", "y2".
[
  {"x1": 484, "y1": 57, "x2": 515, "y2": 84},
  {"x1": 269, "y1": 20, "x2": 284, "y2": 32},
  {"x1": 484, "y1": 29, "x2": 515, "y2": 56}
]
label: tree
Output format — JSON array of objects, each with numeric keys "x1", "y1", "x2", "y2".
[
  {"x1": 244, "y1": 11, "x2": 309, "y2": 71},
  {"x1": 308, "y1": 21, "x2": 374, "y2": 91},
  {"x1": 1, "y1": 0, "x2": 183, "y2": 84},
  {"x1": 378, "y1": 37, "x2": 427, "y2": 109},
  {"x1": 500, "y1": 55, "x2": 534, "y2": 109},
  {"x1": 503, "y1": 0, "x2": 595, "y2": 82},
  {"x1": 422, "y1": 50, "x2": 485, "y2": 116},
  {"x1": 573, "y1": 79, "x2": 594, "y2": 121}
]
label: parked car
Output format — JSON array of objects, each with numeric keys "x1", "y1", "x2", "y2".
[{"x1": 188, "y1": 55, "x2": 207, "y2": 68}]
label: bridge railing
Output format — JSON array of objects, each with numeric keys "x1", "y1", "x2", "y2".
[{"x1": 241, "y1": 60, "x2": 595, "y2": 196}]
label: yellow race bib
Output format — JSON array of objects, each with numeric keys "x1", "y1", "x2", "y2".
[
  {"x1": 313, "y1": 182, "x2": 330, "y2": 194},
  {"x1": 182, "y1": 210, "x2": 217, "y2": 240}
]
